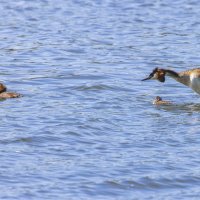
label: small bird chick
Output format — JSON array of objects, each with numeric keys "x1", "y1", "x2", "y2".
[{"x1": 153, "y1": 96, "x2": 172, "y2": 105}]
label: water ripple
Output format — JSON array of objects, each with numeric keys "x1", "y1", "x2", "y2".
[{"x1": 0, "y1": 0, "x2": 200, "y2": 199}]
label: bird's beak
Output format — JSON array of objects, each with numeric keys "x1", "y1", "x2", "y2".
[{"x1": 141, "y1": 75, "x2": 153, "y2": 81}]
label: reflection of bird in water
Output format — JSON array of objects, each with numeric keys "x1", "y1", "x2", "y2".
[
  {"x1": 142, "y1": 67, "x2": 200, "y2": 95},
  {"x1": 153, "y1": 96, "x2": 172, "y2": 105},
  {"x1": 0, "y1": 83, "x2": 21, "y2": 99}
]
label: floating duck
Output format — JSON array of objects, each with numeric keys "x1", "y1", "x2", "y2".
[{"x1": 142, "y1": 67, "x2": 200, "y2": 95}]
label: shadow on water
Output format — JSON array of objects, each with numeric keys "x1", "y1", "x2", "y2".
[
  {"x1": 104, "y1": 174, "x2": 200, "y2": 190},
  {"x1": 155, "y1": 103, "x2": 200, "y2": 114}
]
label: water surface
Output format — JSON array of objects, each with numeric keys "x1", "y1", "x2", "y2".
[{"x1": 1, "y1": 0, "x2": 200, "y2": 199}]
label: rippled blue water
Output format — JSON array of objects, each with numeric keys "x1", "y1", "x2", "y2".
[{"x1": 1, "y1": 0, "x2": 200, "y2": 199}]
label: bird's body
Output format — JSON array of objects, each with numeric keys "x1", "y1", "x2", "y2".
[
  {"x1": 0, "y1": 92, "x2": 21, "y2": 99},
  {"x1": 142, "y1": 68, "x2": 200, "y2": 95}
]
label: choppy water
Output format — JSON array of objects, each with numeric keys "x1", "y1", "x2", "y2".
[{"x1": 1, "y1": 0, "x2": 200, "y2": 199}]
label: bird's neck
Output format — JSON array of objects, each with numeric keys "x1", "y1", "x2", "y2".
[{"x1": 165, "y1": 69, "x2": 190, "y2": 86}]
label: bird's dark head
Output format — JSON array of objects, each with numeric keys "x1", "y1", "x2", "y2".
[
  {"x1": 155, "y1": 96, "x2": 162, "y2": 101},
  {"x1": 0, "y1": 83, "x2": 7, "y2": 93},
  {"x1": 142, "y1": 68, "x2": 166, "y2": 82}
]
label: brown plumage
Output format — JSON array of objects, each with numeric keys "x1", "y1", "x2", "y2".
[
  {"x1": 0, "y1": 83, "x2": 7, "y2": 93},
  {"x1": 0, "y1": 92, "x2": 21, "y2": 99}
]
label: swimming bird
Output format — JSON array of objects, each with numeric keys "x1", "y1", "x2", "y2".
[
  {"x1": 0, "y1": 83, "x2": 21, "y2": 99},
  {"x1": 153, "y1": 96, "x2": 172, "y2": 105},
  {"x1": 142, "y1": 67, "x2": 200, "y2": 95}
]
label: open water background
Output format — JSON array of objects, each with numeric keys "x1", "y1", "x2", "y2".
[{"x1": 1, "y1": 0, "x2": 200, "y2": 199}]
